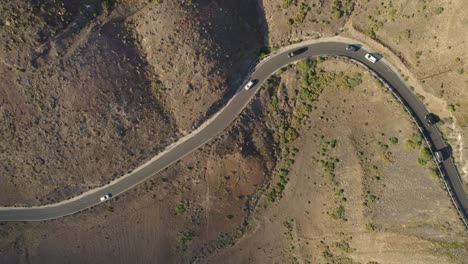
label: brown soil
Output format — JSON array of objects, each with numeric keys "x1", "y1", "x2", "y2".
[
  {"x1": 347, "y1": 0, "x2": 468, "y2": 187},
  {"x1": 0, "y1": 1, "x2": 467, "y2": 263},
  {"x1": 263, "y1": 0, "x2": 468, "y2": 189},
  {"x1": 0, "y1": 0, "x2": 264, "y2": 205},
  {"x1": 206, "y1": 59, "x2": 468, "y2": 264},
  {"x1": 0, "y1": 123, "x2": 270, "y2": 263}
]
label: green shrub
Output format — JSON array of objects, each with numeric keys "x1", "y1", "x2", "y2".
[
  {"x1": 271, "y1": 95, "x2": 278, "y2": 107},
  {"x1": 331, "y1": 0, "x2": 353, "y2": 19},
  {"x1": 175, "y1": 201, "x2": 188, "y2": 213},
  {"x1": 404, "y1": 135, "x2": 422, "y2": 150},
  {"x1": 331, "y1": 205, "x2": 346, "y2": 221},
  {"x1": 279, "y1": 169, "x2": 289, "y2": 177},
  {"x1": 281, "y1": 0, "x2": 293, "y2": 9},
  {"x1": 429, "y1": 167, "x2": 439, "y2": 178},
  {"x1": 366, "y1": 223, "x2": 376, "y2": 232},
  {"x1": 327, "y1": 139, "x2": 337, "y2": 148},
  {"x1": 417, "y1": 147, "x2": 432, "y2": 166},
  {"x1": 320, "y1": 157, "x2": 339, "y2": 174},
  {"x1": 331, "y1": 0, "x2": 344, "y2": 19},
  {"x1": 285, "y1": 159, "x2": 295, "y2": 168},
  {"x1": 434, "y1": 7, "x2": 444, "y2": 14},
  {"x1": 448, "y1": 104, "x2": 456, "y2": 112},
  {"x1": 259, "y1": 46, "x2": 270, "y2": 59},
  {"x1": 176, "y1": 231, "x2": 193, "y2": 249},
  {"x1": 388, "y1": 137, "x2": 398, "y2": 145},
  {"x1": 339, "y1": 73, "x2": 362, "y2": 91},
  {"x1": 293, "y1": 2, "x2": 309, "y2": 25},
  {"x1": 334, "y1": 241, "x2": 354, "y2": 253}
]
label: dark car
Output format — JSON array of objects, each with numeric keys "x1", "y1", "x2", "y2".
[
  {"x1": 287, "y1": 47, "x2": 308, "y2": 58},
  {"x1": 425, "y1": 113, "x2": 437, "y2": 125},
  {"x1": 346, "y1": 45, "x2": 358, "y2": 52}
]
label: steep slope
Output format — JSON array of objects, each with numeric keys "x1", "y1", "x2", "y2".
[{"x1": 0, "y1": 0, "x2": 265, "y2": 205}]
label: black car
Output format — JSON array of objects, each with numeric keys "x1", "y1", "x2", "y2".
[
  {"x1": 287, "y1": 47, "x2": 308, "y2": 58},
  {"x1": 425, "y1": 113, "x2": 437, "y2": 125},
  {"x1": 346, "y1": 45, "x2": 358, "y2": 52}
]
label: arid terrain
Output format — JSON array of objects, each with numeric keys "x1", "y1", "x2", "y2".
[
  {"x1": 0, "y1": 0, "x2": 467, "y2": 263},
  {"x1": 207, "y1": 59, "x2": 467, "y2": 264},
  {"x1": 0, "y1": 0, "x2": 264, "y2": 205},
  {"x1": 262, "y1": 0, "x2": 468, "y2": 188}
]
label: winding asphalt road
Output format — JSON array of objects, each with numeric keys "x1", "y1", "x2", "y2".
[{"x1": 1, "y1": 40, "x2": 467, "y2": 225}]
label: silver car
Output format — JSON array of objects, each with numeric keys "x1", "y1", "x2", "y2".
[
  {"x1": 434, "y1": 151, "x2": 444, "y2": 163},
  {"x1": 244, "y1": 80, "x2": 255, "y2": 90},
  {"x1": 365, "y1": 53, "x2": 377, "y2": 63}
]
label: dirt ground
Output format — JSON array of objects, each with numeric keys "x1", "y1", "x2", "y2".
[
  {"x1": 206, "y1": 60, "x2": 467, "y2": 264},
  {"x1": 0, "y1": 112, "x2": 272, "y2": 263},
  {"x1": 1, "y1": 58, "x2": 465, "y2": 264},
  {"x1": 0, "y1": 0, "x2": 467, "y2": 263},
  {"x1": 0, "y1": 0, "x2": 264, "y2": 205},
  {"x1": 346, "y1": 0, "x2": 468, "y2": 187},
  {"x1": 261, "y1": 0, "x2": 468, "y2": 188}
]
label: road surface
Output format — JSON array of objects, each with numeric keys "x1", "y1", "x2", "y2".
[{"x1": 0, "y1": 40, "x2": 466, "y2": 225}]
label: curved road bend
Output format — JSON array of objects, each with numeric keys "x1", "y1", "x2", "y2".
[{"x1": 0, "y1": 41, "x2": 467, "y2": 224}]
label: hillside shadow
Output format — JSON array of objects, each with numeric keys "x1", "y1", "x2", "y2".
[{"x1": 192, "y1": 0, "x2": 269, "y2": 128}]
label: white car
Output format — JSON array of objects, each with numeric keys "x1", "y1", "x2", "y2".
[
  {"x1": 365, "y1": 53, "x2": 377, "y2": 63},
  {"x1": 100, "y1": 194, "x2": 112, "y2": 201},
  {"x1": 244, "y1": 80, "x2": 255, "y2": 90}
]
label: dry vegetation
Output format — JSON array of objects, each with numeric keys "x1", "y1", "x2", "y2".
[
  {"x1": 0, "y1": 0, "x2": 264, "y2": 205},
  {"x1": 206, "y1": 59, "x2": 467, "y2": 264},
  {"x1": 347, "y1": 0, "x2": 468, "y2": 187},
  {"x1": 262, "y1": 0, "x2": 468, "y2": 188},
  {"x1": 0, "y1": 0, "x2": 467, "y2": 263}
]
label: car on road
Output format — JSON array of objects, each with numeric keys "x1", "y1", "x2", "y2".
[
  {"x1": 434, "y1": 151, "x2": 444, "y2": 163},
  {"x1": 100, "y1": 194, "x2": 112, "y2": 201},
  {"x1": 244, "y1": 80, "x2": 256, "y2": 90},
  {"x1": 346, "y1": 45, "x2": 358, "y2": 51},
  {"x1": 287, "y1": 47, "x2": 308, "y2": 58},
  {"x1": 425, "y1": 113, "x2": 437, "y2": 125},
  {"x1": 365, "y1": 53, "x2": 377, "y2": 63}
]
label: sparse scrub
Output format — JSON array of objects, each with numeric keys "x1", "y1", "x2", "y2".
[
  {"x1": 429, "y1": 167, "x2": 440, "y2": 178},
  {"x1": 388, "y1": 137, "x2": 398, "y2": 145},
  {"x1": 175, "y1": 201, "x2": 189, "y2": 214},
  {"x1": 281, "y1": 0, "x2": 293, "y2": 9},
  {"x1": 265, "y1": 58, "x2": 361, "y2": 203},
  {"x1": 331, "y1": 0, "x2": 354, "y2": 19},
  {"x1": 334, "y1": 241, "x2": 354, "y2": 253},
  {"x1": 447, "y1": 104, "x2": 456, "y2": 112},
  {"x1": 259, "y1": 46, "x2": 270, "y2": 59},
  {"x1": 176, "y1": 231, "x2": 193, "y2": 251},
  {"x1": 285, "y1": 159, "x2": 295, "y2": 168},
  {"x1": 366, "y1": 223, "x2": 376, "y2": 232},
  {"x1": 365, "y1": 17, "x2": 384, "y2": 38},
  {"x1": 433, "y1": 7, "x2": 444, "y2": 15},
  {"x1": 415, "y1": 51, "x2": 423, "y2": 60},
  {"x1": 404, "y1": 134, "x2": 422, "y2": 150},
  {"x1": 331, "y1": 205, "x2": 347, "y2": 221},
  {"x1": 293, "y1": 2, "x2": 309, "y2": 25},
  {"x1": 337, "y1": 72, "x2": 362, "y2": 91},
  {"x1": 417, "y1": 146, "x2": 432, "y2": 166},
  {"x1": 320, "y1": 157, "x2": 339, "y2": 174}
]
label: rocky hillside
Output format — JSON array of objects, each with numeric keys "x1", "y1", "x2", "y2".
[{"x1": 0, "y1": 0, "x2": 265, "y2": 205}]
